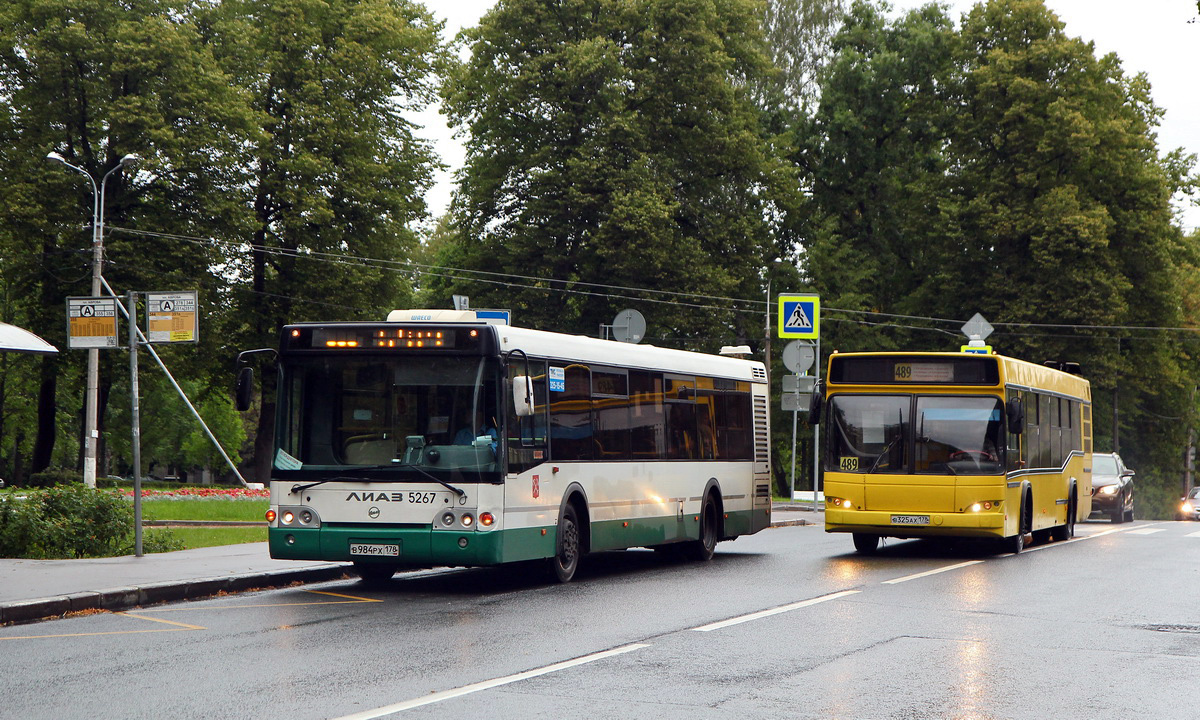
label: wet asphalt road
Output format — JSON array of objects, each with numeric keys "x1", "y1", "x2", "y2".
[{"x1": 2, "y1": 518, "x2": 1197, "y2": 719}]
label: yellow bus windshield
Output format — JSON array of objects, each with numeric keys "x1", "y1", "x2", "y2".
[{"x1": 828, "y1": 394, "x2": 1004, "y2": 475}]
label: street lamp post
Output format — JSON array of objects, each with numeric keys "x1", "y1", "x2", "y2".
[{"x1": 46, "y1": 151, "x2": 139, "y2": 488}]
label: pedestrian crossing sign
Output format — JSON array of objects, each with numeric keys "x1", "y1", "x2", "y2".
[{"x1": 778, "y1": 294, "x2": 820, "y2": 339}]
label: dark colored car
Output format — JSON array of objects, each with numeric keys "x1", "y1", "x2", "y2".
[
  {"x1": 1091, "y1": 452, "x2": 1134, "y2": 523},
  {"x1": 1177, "y1": 487, "x2": 1200, "y2": 521}
]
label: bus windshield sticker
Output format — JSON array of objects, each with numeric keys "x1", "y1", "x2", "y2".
[
  {"x1": 549, "y1": 366, "x2": 565, "y2": 392},
  {"x1": 839, "y1": 456, "x2": 859, "y2": 472},
  {"x1": 274, "y1": 448, "x2": 302, "y2": 470}
]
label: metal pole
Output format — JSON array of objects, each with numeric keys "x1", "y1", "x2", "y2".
[
  {"x1": 128, "y1": 291, "x2": 143, "y2": 556},
  {"x1": 102, "y1": 277, "x2": 249, "y2": 487},
  {"x1": 46, "y1": 152, "x2": 137, "y2": 488},
  {"x1": 812, "y1": 338, "x2": 821, "y2": 511},
  {"x1": 789, "y1": 404, "x2": 797, "y2": 503},
  {"x1": 83, "y1": 180, "x2": 102, "y2": 489}
]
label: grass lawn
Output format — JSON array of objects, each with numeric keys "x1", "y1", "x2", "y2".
[
  {"x1": 137, "y1": 497, "x2": 268, "y2": 522},
  {"x1": 152, "y1": 525, "x2": 267, "y2": 550}
]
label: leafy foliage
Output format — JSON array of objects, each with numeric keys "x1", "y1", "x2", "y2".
[
  {"x1": 434, "y1": 0, "x2": 783, "y2": 348},
  {"x1": 0, "y1": 485, "x2": 182, "y2": 558}
]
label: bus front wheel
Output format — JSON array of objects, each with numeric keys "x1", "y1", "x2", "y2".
[
  {"x1": 852, "y1": 533, "x2": 880, "y2": 554},
  {"x1": 548, "y1": 503, "x2": 581, "y2": 583},
  {"x1": 353, "y1": 562, "x2": 396, "y2": 584}
]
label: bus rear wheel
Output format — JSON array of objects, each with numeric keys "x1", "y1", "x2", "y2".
[
  {"x1": 548, "y1": 503, "x2": 581, "y2": 583},
  {"x1": 684, "y1": 495, "x2": 718, "y2": 561}
]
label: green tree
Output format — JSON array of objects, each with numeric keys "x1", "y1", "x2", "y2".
[
  {"x1": 437, "y1": 0, "x2": 783, "y2": 349},
  {"x1": 791, "y1": 0, "x2": 958, "y2": 351},
  {"x1": 202, "y1": 0, "x2": 450, "y2": 482},
  {"x1": 761, "y1": 0, "x2": 846, "y2": 111},
  {"x1": 0, "y1": 0, "x2": 259, "y2": 476},
  {"x1": 798, "y1": 0, "x2": 1195, "y2": 499}
]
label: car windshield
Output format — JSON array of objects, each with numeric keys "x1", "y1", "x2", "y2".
[
  {"x1": 1189, "y1": 488, "x2": 1200, "y2": 499},
  {"x1": 1093, "y1": 455, "x2": 1118, "y2": 474},
  {"x1": 275, "y1": 355, "x2": 501, "y2": 477}
]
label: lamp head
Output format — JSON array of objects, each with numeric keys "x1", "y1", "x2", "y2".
[
  {"x1": 118, "y1": 153, "x2": 139, "y2": 168},
  {"x1": 46, "y1": 151, "x2": 67, "y2": 165}
]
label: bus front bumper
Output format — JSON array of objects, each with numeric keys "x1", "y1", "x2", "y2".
[
  {"x1": 825, "y1": 508, "x2": 1005, "y2": 538},
  {"x1": 268, "y1": 525, "x2": 510, "y2": 566}
]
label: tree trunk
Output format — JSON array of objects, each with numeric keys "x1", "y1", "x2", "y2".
[{"x1": 31, "y1": 355, "x2": 58, "y2": 473}]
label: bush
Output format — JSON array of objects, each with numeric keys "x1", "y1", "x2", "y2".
[
  {"x1": 19, "y1": 467, "x2": 83, "y2": 489},
  {"x1": 0, "y1": 485, "x2": 147, "y2": 558}
]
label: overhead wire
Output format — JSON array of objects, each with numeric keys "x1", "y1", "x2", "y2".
[{"x1": 107, "y1": 224, "x2": 1200, "y2": 342}]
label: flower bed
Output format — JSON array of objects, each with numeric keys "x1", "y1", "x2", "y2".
[{"x1": 121, "y1": 486, "x2": 270, "y2": 499}]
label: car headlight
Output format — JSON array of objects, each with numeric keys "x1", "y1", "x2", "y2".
[
  {"x1": 1182, "y1": 501, "x2": 1194, "y2": 513},
  {"x1": 1098, "y1": 485, "x2": 1119, "y2": 495}
]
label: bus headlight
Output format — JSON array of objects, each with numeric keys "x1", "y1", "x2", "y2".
[
  {"x1": 826, "y1": 497, "x2": 853, "y2": 509},
  {"x1": 275, "y1": 506, "x2": 321, "y2": 528},
  {"x1": 479, "y1": 512, "x2": 495, "y2": 527},
  {"x1": 460, "y1": 513, "x2": 475, "y2": 528}
]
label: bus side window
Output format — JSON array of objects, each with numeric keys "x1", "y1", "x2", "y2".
[
  {"x1": 1006, "y1": 389, "x2": 1022, "y2": 472},
  {"x1": 666, "y1": 375, "x2": 698, "y2": 459},
  {"x1": 507, "y1": 359, "x2": 547, "y2": 473},
  {"x1": 550, "y1": 364, "x2": 594, "y2": 461}
]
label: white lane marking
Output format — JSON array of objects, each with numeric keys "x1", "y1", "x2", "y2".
[
  {"x1": 691, "y1": 590, "x2": 861, "y2": 632},
  {"x1": 330, "y1": 644, "x2": 649, "y2": 719},
  {"x1": 881, "y1": 560, "x2": 983, "y2": 585},
  {"x1": 1126, "y1": 528, "x2": 1166, "y2": 535},
  {"x1": 1187, "y1": 531, "x2": 1200, "y2": 538}
]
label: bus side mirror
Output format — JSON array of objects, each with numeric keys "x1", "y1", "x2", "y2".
[
  {"x1": 512, "y1": 375, "x2": 534, "y2": 417},
  {"x1": 1006, "y1": 398, "x2": 1024, "y2": 434},
  {"x1": 236, "y1": 367, "x2": 254, "y2": 412},
  {"x1": 808, "y1": 389, "x2": 824, "y2": 424}
]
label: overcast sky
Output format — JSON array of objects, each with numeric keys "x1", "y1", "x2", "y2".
[{"x1": 414, "y1": 0, "x2": 1200, "y2": 231}]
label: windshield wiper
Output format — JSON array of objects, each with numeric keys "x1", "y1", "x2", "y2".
[
  {"x1": 868, "y1": 409, "x2": 906, "y2": 474},
  {"x1": 290, "y1": 476, "x2": 380, "y2": 494},
  {"x1": 393, "y1": 463, "x2": 466, "y2": 498},
  {"x1": 867, "y1": 434, "x2": 901, "y2": 473},
  {"x1": 291, "y1": 464, "x2": 465, "y2": 498}
]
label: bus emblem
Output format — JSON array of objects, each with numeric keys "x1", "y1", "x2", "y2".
[
  {"x1": 532, "y1": 475, "x2": 540, "y2": 499},
  {"x1": 368, "y1": 507, "x2": 380, "y2": 519}
]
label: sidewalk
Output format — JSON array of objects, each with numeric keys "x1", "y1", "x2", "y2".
[{"x1": 0, "y1": 504, "x2": 823, "y2": 625}]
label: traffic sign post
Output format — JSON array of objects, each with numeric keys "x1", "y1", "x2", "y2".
[{"x1": 777, "y1": 307, "x2": 822, "y2": 509}]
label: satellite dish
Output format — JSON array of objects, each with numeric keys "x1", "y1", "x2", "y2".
[{"x1": 611, "y1": 309, "x2": 646, "y2": 344}]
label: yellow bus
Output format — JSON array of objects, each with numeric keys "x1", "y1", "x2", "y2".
[{"x1": 811, "y1": 351, "x2": 1092, "y2": 554}]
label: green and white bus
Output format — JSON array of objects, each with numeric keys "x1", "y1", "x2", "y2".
[{"x1": 238, "y1": 310, "x2": 772, "y2": 582}]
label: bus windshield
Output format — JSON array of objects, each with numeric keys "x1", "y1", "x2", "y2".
[
  {"x1": 827, "y1": 395, "x2": 1004, "y2": 475},
  {"x1": 275, "y1": 355, "x2": 501, "y2": 477}
]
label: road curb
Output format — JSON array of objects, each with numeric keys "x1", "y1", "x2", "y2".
[{"x1": 0, "y1": 564, "x2": 350, "y2": 625}]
